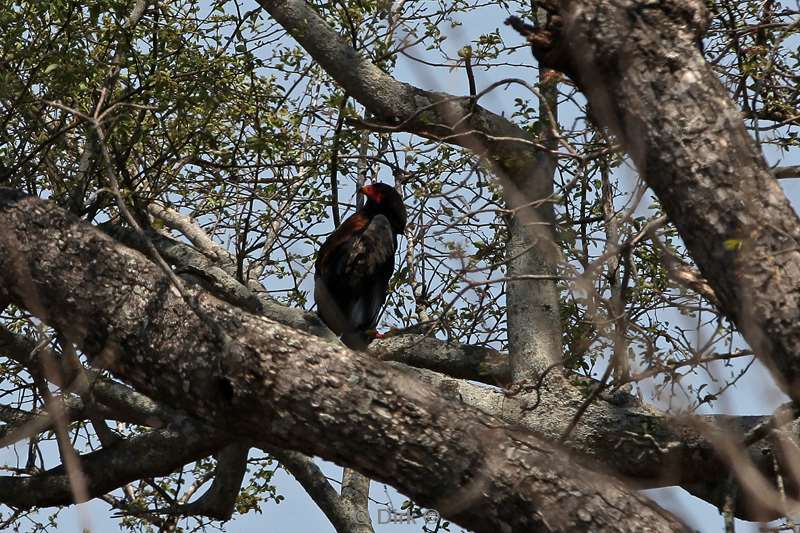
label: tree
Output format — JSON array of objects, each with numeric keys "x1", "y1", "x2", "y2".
[{"x1": 0, "y1": 0, "x2": 799, "y2": 531}]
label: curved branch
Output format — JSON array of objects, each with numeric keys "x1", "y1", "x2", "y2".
[
  {"x1": 0, "y1": 423, "x2": 222, "y2": 508},
  {"x1": 176, "y1": 443, "x2": 250, "y2": 521},
  {"x1": 276, "y1": 449, "x2": 373, "y2": 533},
  {"x1": 0, "y1": 190, "x2": 684, "y2": 532},
  {"x1": 95, "y1": 213, "x2": 800, "y2": 521}
]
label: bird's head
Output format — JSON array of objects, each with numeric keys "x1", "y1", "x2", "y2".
[{"x1": 360, "y1": 183, "x2": 407, "y2": 235}]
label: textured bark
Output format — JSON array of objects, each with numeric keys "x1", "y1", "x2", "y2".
[
  {"x1": 507, "y1": 214, "x2": 561, "y2": 381},
  {"x1": 403, "y1": 364, "x2": 798, "y2": 520},
  {"x1": 0, "y1": 227, "x2": 365, "y2": 528},
  {"x1": 0, "y1": 190, "x2": 685, "y2": 532},
  {"x1": 100, "y1": 220, "x2": 800, "y2": 520},
  {"x1": 340, "y1": 469, "x2": 374, "y2": 533},
  {"x1": 4, "y1": 192, "x2": 800, "y2": 520},
  {"x1": 370, "y1": 334, "x2": 511, "y2": 385},
  {"x1": 2, "y1": 257, "x2": 793, "y2": 523},
  {"x1": 517, "y1": 0, "x2": 800, "y2": 397},
  {"x1": 507, "y1": 50, "x2": 562, "y2": 382}
]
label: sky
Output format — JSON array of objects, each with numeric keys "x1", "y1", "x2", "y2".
[{"x1": 4, "y1": 1, "x2": 800, "y2": 532}]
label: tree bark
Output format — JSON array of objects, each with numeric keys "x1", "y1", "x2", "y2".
[
  {"x1": 3, "y1": 190, "x2": 800, "y2": 520},
  {"x1": 0, "y1": 189, "x2": 685, "y2": 532},
  {"x1": 507, "y1": 43, "x2": 563, "y2": 382},
  {"x1": 515, "y1": 0, "x2": 800, "y2": 399}
]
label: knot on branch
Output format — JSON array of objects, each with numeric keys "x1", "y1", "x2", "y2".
[
  {"x1": 506, "y1": 0, "x2": 711, "y2": 82},
  {"x1": 659, "y1": 0, "x2": 711, "y2": 42},
  {"x1": 505, "y1": 15, "x2": 573, "y2": 79}
]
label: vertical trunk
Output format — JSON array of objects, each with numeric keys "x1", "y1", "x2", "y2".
[
  {"x1": 506, "y1": 46, "x2": 562, "y2": 382},
  {"x1": 340, "y1": 469, "x2": 374, "y2": 533},
  {"x1": 513, "y1": 0, "x2": 800, "y2": 397},
  {"x1": 601, "y1": 163, "x2": 629, "y2": 381}
]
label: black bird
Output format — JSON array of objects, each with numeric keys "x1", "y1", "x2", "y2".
[{"x1": 314, "y1": 183, "x2": 407, "y2": 349}]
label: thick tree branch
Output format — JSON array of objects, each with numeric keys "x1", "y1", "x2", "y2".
[
  {"x1": 511, "y1": 0, "x2": 800, "y2": 400},
  {"x1": 5, "y1": 193, "x2": 800, "y2": 519},
  {"x1": 507, "y1": 34, "x2": 563, "y2": 382},
  {"x1": 0, "y1": 190, "x2": 685, "y2": 532},
  {"x1": 275, "y1": 449, "x2": 372, "y2": 533},
  {"x1": 96, "y1": 213, "x2": 797, "y2": 520},
  {"x1": 400, "y1": 362, "x2": 800, "y2": 520},
  {"x1": 3, "y1": 327, "x2": 372, "y2": 528}
]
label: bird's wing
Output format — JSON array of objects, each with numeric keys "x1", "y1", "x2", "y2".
[
  {"x1": 315, "y1": 213, "x2": 396, "y2": 336},
  {"x1": 343, "y1": 214, "x2": 396, "y2": 329},
  {"x1": 315, "y1": 214, "x2": 370, "y2": 276}
]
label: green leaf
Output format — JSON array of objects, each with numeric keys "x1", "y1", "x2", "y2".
[{"x1": 723, "y1": 239, "x2": 742, "y2": 251}]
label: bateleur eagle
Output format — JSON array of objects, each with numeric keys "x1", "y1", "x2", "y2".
[{"x1": 314, "y1": 183, "x2": 407, "y2": 350}]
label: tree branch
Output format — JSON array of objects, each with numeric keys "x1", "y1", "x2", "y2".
[
  {"x1": 370, "y1": 334, "x2": 511, "y2": 385},
  {"x1": 88, "y1": 213, "x2": 800, "y2": 521},
  {"x1": 0, "y1": 423, "x2": 222, "y2": 508},
  {"x1": 4, "y1": 191, "x2": 800, "y2": 519},
  {"x1": 511, "y1": 0, "x2": 800, "y2": 402},
  {"x1": 275, "y1": 449, "x2": 372, "y2": 533},
  {"x1": 0, "y1": 190, "x2": 685, "y2": 532},
  {"x1": 177, "y1": 443, "x2": 250, "y2": 521},
  {"x1": 340, "y1": 469, "x2": 374, "y2": 533}
]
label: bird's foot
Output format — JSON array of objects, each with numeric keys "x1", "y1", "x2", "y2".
[
  {"x1": 365, "y1": 329, "x2": 383, "y2": 339},
  {"x1": 365, "y1": 328, "x2": 401, "y2": 340}
]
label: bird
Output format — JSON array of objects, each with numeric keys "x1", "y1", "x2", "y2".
[{"x1": 314, "y1": 182, "x2": 407, "y2": 350}]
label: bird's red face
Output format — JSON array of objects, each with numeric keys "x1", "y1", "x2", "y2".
[
  {"x1": 360, "y1": 184, "x2": 383, "y2": 203},
  {"x1": 359, "y1": 183, "x2": 407, "y2": 234}
]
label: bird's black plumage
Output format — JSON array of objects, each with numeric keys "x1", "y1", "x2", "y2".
[{"x1": 314, "y1": 183, "x2": 406, "y2": 349}]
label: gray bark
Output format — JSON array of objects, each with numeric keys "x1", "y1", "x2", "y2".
[
  {"x1": 514, "y1": 0, "x2": 800, "y2": 399},
  {"x1": 507, "y1": 46, "x2": 563, "y2": 381},
  {"x1": 0, "y1": 190, "x2": 685, "y2": 532},
  {"x1": 340, "y1": 469, "x2": 374, "y2": 533},
  {"x1": 96, "y1": 205, "x2": 800, "y2": 521},
  {"x1": 2, "y1": 192, "x2": 799, "y2": 520}
]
